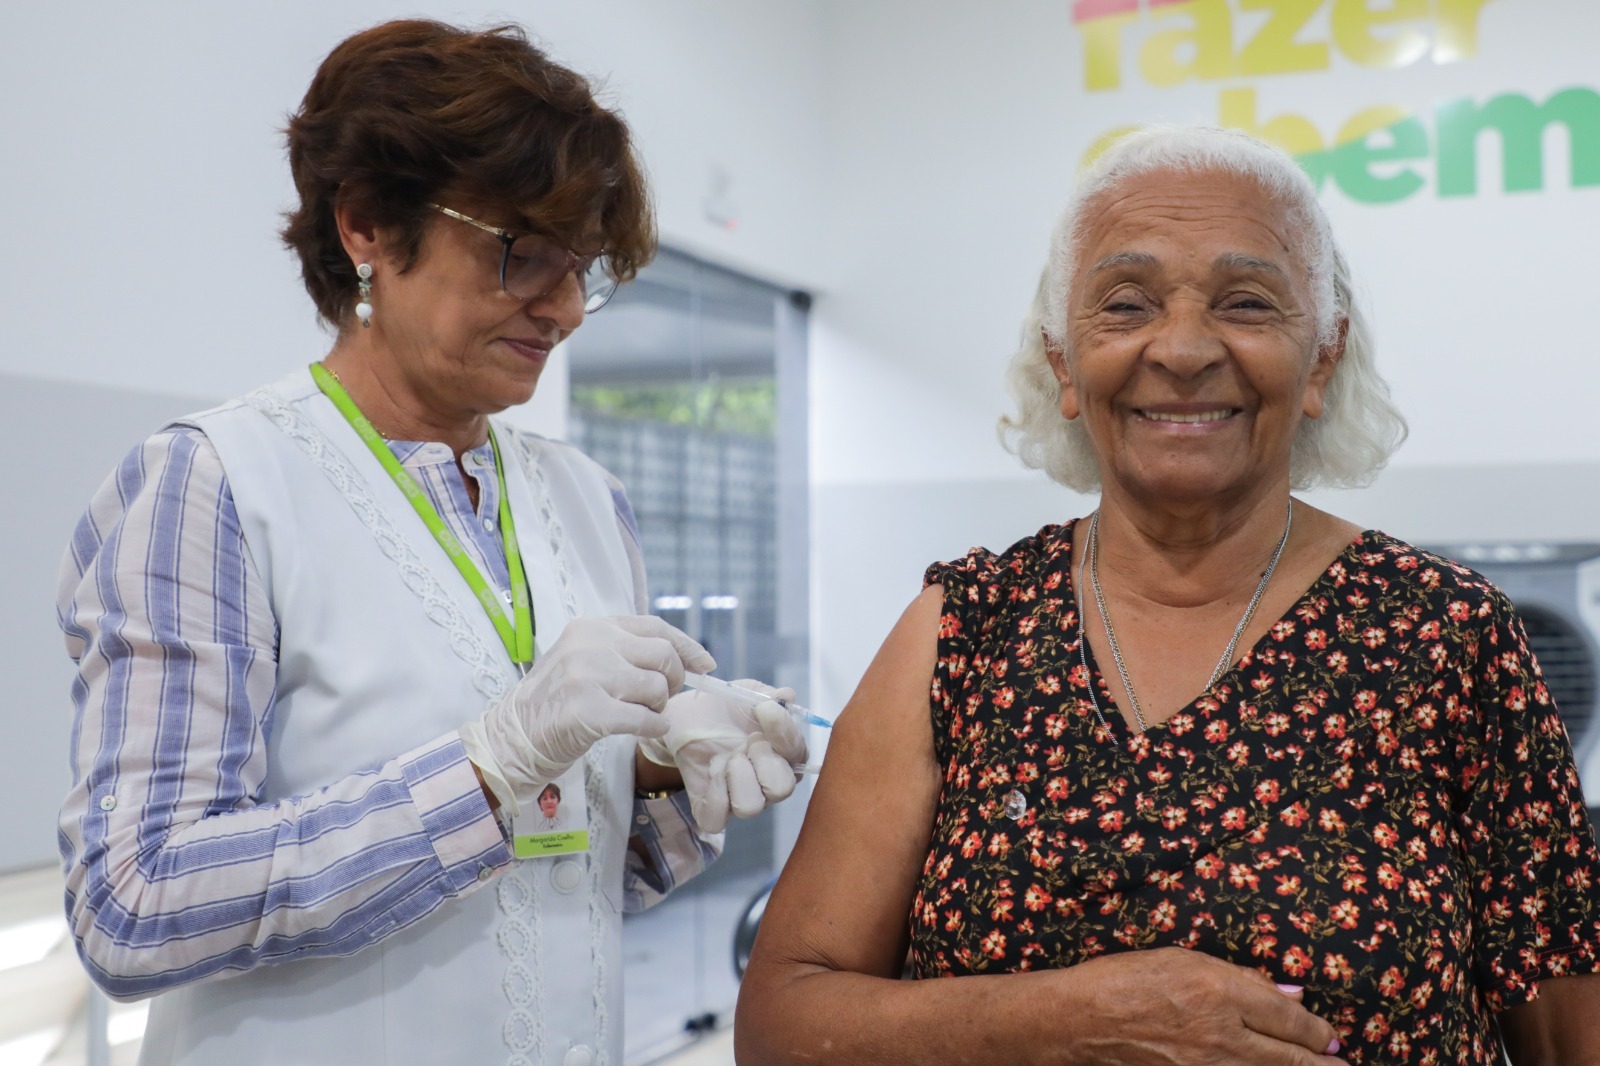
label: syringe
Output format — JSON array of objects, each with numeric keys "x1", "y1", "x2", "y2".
[
  {"x1": 681, "y1": 673, "x2": 834, "y2": 728},
  {"x1": 680, "y1": 673, "x2": 833, "y2": 774}
]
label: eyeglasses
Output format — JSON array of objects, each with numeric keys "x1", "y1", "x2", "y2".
[{"x1": 427, "y1": 204, "x2": 619, "y2": 313}]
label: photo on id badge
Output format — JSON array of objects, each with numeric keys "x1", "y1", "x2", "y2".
[{"x1": 513, "y1": 764, "x2": 589, "y2": 858}]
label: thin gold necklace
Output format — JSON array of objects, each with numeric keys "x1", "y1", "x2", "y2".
[
  {"x1": 1077, "y1": 501, "x2": 1294, "y2": 734},
  {"x1": 320, "y1": 362, "x2": 390, "y2": 440}
]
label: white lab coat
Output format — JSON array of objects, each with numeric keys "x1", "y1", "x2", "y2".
[{"x1": 136, "y1": 368, "x2": 643, "y2": 1066}]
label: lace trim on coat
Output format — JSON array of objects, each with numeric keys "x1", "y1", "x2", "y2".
[
  {"x1": 242, "y1": 389, "x2": 616, "y2": 1064},
  {"x1": 498, "y1": 865, "x2": 544, "y2": 1064},
  {"x1": 511, "y1": 431, "x2": 615, "y2": 1059},
  {"x1": 240, "y1": 385, "x2": 512, "y2": 705}
]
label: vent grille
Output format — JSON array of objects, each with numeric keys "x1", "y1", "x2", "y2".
[{"x1": 1520, "y1": 607, "x2": 1596, "y2": 748}]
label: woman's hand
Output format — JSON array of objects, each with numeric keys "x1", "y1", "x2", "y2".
[
  {"x1": 1055, "y1": 948, "x2": 1343, "y2": 1065},
  {"x1": 639, "y1": 679, "x2": 808, "y2": 832},
  {"x1": 459, "y1": 614, "x2": 714, "y2": 814}
]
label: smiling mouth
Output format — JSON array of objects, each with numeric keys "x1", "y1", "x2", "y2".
[
  {"x1": 1139, "y1": 408, "x2": 1239, "y2": 423},
  {"x1": 503, "y1": 337, "x2": 553, "y2": 358}
]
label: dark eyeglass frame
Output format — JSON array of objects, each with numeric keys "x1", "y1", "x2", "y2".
[{"x1": 427, "y1": 203, "x2": 619, "y2": 313}]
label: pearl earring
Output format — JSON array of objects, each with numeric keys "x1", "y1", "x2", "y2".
[{"x1": 355, "y1": 263, "x2": 374, "y2": 327}]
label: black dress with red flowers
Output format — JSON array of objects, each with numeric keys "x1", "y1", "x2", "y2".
[{"x1": 913, "y1": 520, "x2": 1600, "y2": 1065}]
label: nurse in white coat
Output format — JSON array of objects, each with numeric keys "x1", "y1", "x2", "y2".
[{"x1": 56, "y1": 19, "x2": 805, "y2": 1066}]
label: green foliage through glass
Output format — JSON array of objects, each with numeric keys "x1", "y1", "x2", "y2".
[{"x1": 572, "y1": 380, "x2": 776, "y2": 437}]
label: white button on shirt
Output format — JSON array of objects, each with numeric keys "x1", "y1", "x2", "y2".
[{"x1": 551, "y1": 860, "x2": 584, "y2": 894}]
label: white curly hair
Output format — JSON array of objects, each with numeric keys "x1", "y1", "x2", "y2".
[{"x1": 1000, "y1": 125, "x2": 1407, "y2": 492}]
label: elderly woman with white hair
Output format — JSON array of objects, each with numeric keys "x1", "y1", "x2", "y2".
[{"x1": 737, "y1": 127, "x2": 1600, "y2": 1065}]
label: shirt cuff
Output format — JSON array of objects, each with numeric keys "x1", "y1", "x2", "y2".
[
  {"x1": 1484, "y1": 937, "x2": 1600, "y2": 1011},
  {"x1": 399, "y1": 733, "x2": 513, "y2": 891},
  {"x1": 623, "y1": 791, "x2": 723, "y2": 912}
]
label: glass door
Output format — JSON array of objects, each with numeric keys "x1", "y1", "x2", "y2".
[{"x1": 565, "y1": 248, "x2": 810, "y2": 1063}]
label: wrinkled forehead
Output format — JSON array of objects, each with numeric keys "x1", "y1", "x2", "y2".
[{"x1": 1072, "y1": 167, "x2": 1309, "y2": 286}]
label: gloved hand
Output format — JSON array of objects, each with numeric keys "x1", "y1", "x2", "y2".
[
  {"x1": 640, "y1": 679, "x2": 809, "y2": 833},
  {"x1": 460, "y1": 615, "x2": 715, "y2": 816}
]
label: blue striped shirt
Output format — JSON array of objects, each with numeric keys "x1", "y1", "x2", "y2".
[{"x1": 57, "y1": 426, "x2": 717, "y2": 999}]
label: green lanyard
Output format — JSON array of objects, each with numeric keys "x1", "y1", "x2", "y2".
[{"x1": 309, "y1": 362, "x2": 535, "y2": 668}]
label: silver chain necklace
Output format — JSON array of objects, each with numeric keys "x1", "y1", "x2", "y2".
[{"x1": 1076, "y1": 500, "x2": 1294, "y2": 734}]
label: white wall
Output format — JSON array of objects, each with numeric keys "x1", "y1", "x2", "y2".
[
  {"x1": 806, "y1": 0, "x2": 1600, "y2": 720},
  {"x1": 0, "y1": 0, "x2": 835, "y2": 517},
  {"x1": 0, "y1": 0, "x2": 830, "y2": 402}
]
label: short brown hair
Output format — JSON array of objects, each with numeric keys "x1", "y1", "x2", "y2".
[{"x1": 282, "y1": 20, "x2": 654, "y2": 325}]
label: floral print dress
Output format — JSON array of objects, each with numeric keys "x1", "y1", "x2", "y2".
[{"x1": 913, "y1": 520, "x2": 1600, "y2": 1065}]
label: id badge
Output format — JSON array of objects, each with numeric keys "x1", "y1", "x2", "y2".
[{"x1": 511, "y1": 763, "x2": 590, "y2": 859}]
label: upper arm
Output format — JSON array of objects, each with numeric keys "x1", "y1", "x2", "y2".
[
  {"x1": 1498, "y1": 972, "x2": 1600, "y2": 1065},
  {"x1": 1463, "y1": 594, "x2": 1600, "y2": 1009},
  {"x1": 58, "y1": 430, "x2": 511, "y2": 995},
  {"x1": 60, "y1": 428, "x2": 279, "y2": 816},
  {"x1": 749, "y1": 585, "x2": 946, "y2": 980}
]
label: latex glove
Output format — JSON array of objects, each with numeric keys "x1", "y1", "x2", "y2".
[
  {"x1": 640, "y1": 679, "x2": 809, "y2": 833},
  {"x1": 460, "y1": 615, "x2": 714, "y2": 816}
]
